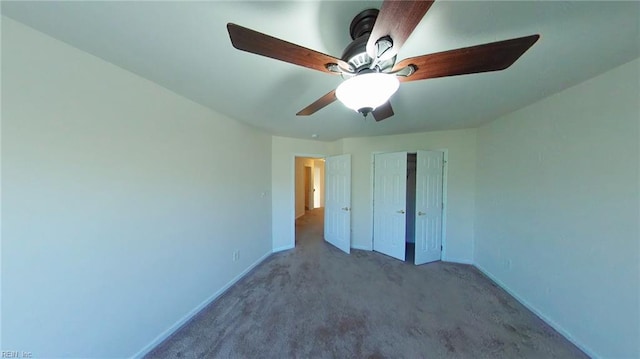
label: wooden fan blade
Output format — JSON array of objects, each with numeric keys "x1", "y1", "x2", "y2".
[
  {"x1": 372, "y1": 102, "x2": 394, "y2": 122},
  {"x1": 366, "y1": 1, "x2": 434, "y2": 59},
  {"x1": 297, "y1": 90, "x2": 337, "y2": 116},
  {"x1": 227, "y1": 23, "x2": 350, "y2": 75},
  {"x1": 393, "y1": 34, "x2": 540, "y2": 82}
]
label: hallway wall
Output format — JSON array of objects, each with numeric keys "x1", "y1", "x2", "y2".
[{"x1": 295, "y1": 157, "x2": 322, "y2": 218}]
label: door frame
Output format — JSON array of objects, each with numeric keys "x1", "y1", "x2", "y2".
[
  {"x1": 292, "y1": 153, "x2": 326, "y2": 248},
  {"x1": 370, "y1": 149, "x2": 449, "y2": 259}
]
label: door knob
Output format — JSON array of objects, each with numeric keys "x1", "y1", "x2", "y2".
[
  {"x1": 418, "y1": 211, "x2": 426, "y2": 216},
  {"x1": 397, "y1": 210, "x2": 405, "y2": 214},
  {"x1": 341, "y1": 207, "x2": 350, "y2": 211}
]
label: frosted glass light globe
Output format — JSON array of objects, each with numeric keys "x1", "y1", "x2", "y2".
[{"x1": 335, "y1": 73, "x2": 400, "y2": 112}]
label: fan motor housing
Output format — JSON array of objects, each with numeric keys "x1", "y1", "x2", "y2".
[{"x1": 341, "y1": 8, "x2": 395, "y2": 77}]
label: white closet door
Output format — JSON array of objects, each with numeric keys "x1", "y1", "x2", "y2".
[
  {"x1": 373, "y1": 151, "x2": 407, "y2": 261},
  {"x1": 414, "y1": 150, "x2": 444, "y2": 265},
  {"x1": 324, "y1": 154, "x2": 351, "y2": 254}
]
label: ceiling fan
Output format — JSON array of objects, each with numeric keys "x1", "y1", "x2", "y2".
[{"x1": 227, "y1": 0, "x2": 539, "y2": 122}]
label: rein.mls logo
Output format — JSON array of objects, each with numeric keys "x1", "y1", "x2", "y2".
[{"x1": 1, "y1": 351, "x2": 33, "y2": 358}]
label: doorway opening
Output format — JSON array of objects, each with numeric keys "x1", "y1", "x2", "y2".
[
  {"x1": 405, "y1": 153, "x2": 417, "y2": 263},
  {"x1": 294, "y1": 156, "x2": 325, "y2": 246}
]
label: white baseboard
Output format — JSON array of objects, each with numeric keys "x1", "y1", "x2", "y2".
[
  {"x1": 272, "y1": 244, "x2": 294, "y2": 253},
  {"x1": 443, "y1": 257, "x2": 473, "y2": 265},
  {"x1": 474, "y1": 263, "x2": 598, "y2": 359},
  {"x1": 130, "y1": 251, "x2": 272, "y2": 359}
]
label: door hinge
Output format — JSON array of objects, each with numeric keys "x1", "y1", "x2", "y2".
[{"x1": 441, "y1": 245, "x2": 443, "y2": 250}]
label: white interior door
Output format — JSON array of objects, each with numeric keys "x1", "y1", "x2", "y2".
[
  {"x1": 324, "y1": 154, "x2": 351, "y2": 254},
  {"x1": 414, "y1": 150, "x2": 444, "y2": 265},
  {"x1": 373, "y1": 152, "x2": 407, "y2": 261}
]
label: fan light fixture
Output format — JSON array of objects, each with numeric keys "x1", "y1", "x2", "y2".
[{"x1": 335, "y1": 73, "x2": 399, "y2": 114}]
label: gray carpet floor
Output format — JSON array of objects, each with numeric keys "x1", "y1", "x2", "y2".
[{"x1": 146, "y1": 208, "x2": 587, "y2": 358}]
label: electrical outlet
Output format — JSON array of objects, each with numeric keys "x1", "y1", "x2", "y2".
[{"x1": 232, "y1": 250, "x2": 240, "y2": 262}]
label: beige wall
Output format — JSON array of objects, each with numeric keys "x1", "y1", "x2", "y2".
[
  {"x1": 2, "y1": 17, "x2": 272, "y2": 358},
  {"x1": 475, "y1": 58, "x2": 640, "y2": 358},
  {"x1": 313, "y1": 159, "x2": 325, "y2": 208}
]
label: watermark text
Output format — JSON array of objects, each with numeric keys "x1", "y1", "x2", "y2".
[{"x1": 1, "y1": 351, "x2": 33, "y2": 358}]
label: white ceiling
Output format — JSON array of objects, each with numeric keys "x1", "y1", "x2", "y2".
[{"x1": 2, "y1": 1, "x2": 639, "y2": 141}]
